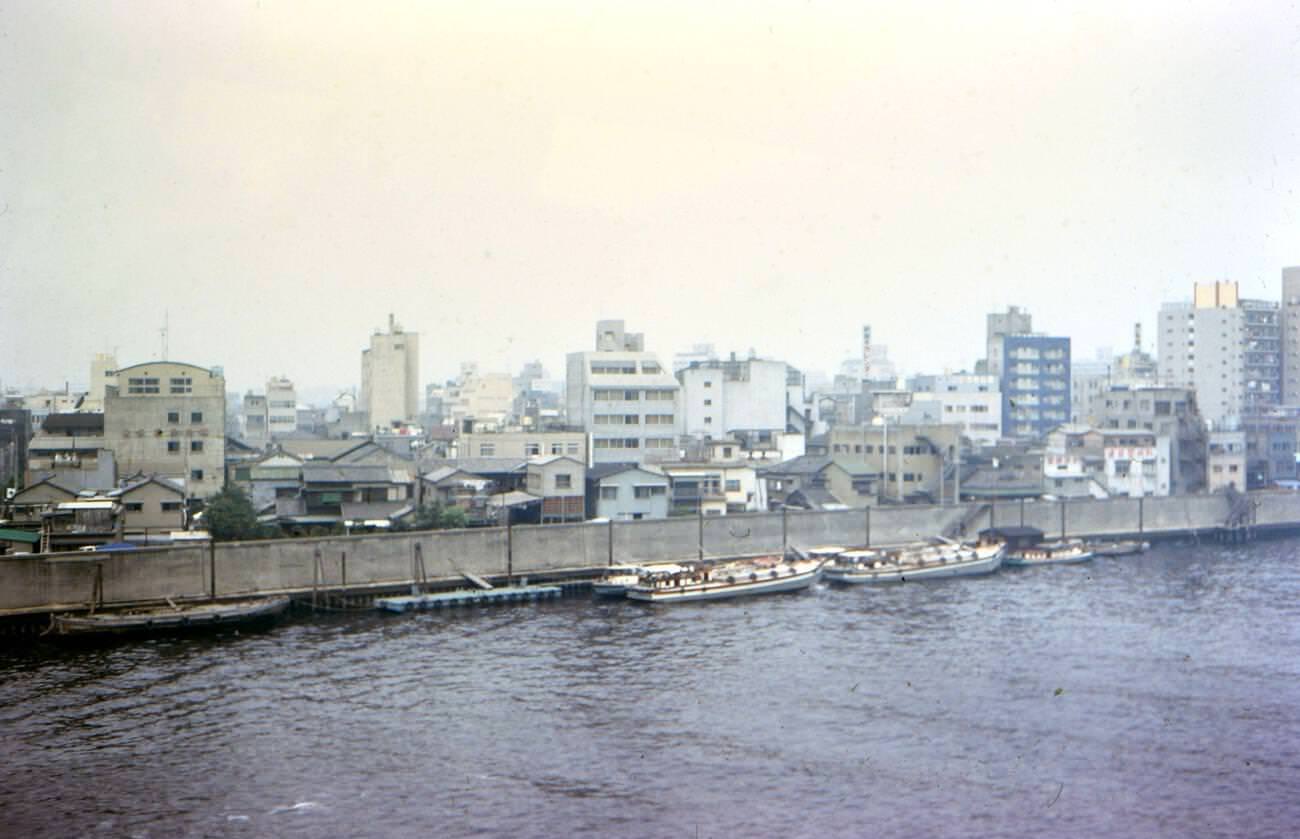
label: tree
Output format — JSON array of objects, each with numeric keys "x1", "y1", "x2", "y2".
[
  {"x1": 205, "y1": 484, "x2": 264, "y2": 542},
  {"x1": 408, "y1": 501, "x2": 469, "y2": 531}
]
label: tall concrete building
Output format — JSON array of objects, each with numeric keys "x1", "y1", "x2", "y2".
[
  {"x1": 1158, "y1": 281, "x2": 1281, "y2": 428},
  {"x1": 677, "y1": 357, "x2": 792, "y2": 440},
  {"x1": 361, "y1": 314, "x2": 419, "y2": 431},
  {"x1": 983, "y1": 306, "x2": 1033, "y2": 377},
  {"x1": 81, "y1": 352, "x2": 118, "y2": 412},
  {"x1": 1000, "y1": 334, "x2": 1070, "y2": 439},
  {"x1": 1282, "y1": 266, "x2": 1300, "y2": 404},
  {"x1": 567, "y1": 320, "x2": 681, "y2": 464},
  {"x1": 103, "y1": 361, "x2": 226, "y2": 498}
]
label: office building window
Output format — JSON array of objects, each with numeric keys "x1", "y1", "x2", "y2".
[
  {"x1": 190, "y1": 441, "x2": 203, "y2": 452},
  {"x1": 191, "y1": 469, "x2": 204, "y2": 480},
  {"x1": 190, "y1": 411, "x2": 203, "y2": 424},
  {"x1": 167, "y1": 441, "x2": 180, "y2": 453},
  {"x1": 167, "y1": 411, "x2": 180, "y2": 424}
]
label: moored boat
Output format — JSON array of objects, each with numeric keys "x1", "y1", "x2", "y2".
[
  {"x1": 50, "y1": 596, "x2": 291, "y2": 637},
  {"x1": 1003, "y1": 539, "x2": 1093, "y2": 565},
  {"x1": 624, "y1": 555, "x2": 823, "y2": 603},
  {"x1": 823, "y1": 540, "x2": 1004, "y2": 583},
  {"x1": 1088, "y1": 539, "x2": 1150, "y2": 557}
]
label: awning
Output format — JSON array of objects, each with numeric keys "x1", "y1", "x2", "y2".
[{"x1": 0, "y1": 528, "x2": 39, "y2": 544}]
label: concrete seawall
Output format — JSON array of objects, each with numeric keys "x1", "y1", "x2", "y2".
[{"x1": 4, "y1": 491, "x2": 1299, "y2": 618}]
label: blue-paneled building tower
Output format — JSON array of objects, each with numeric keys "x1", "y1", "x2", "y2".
[{"x1": 1000, "y1": 334, "x2": 1071, "y2": 439}]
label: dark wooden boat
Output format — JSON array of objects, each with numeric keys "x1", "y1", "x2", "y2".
[{"x1": 50, "y1": 596, "x2": 291, "y2": 637}]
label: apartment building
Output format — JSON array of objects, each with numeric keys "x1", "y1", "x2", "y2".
[
  {"x1": 566, "y1": 320, "x2": 681, "y2": 464},
  {"x1": 1000, "y1": 335, "x2": 1071, "y2": 439},
  {"x1": 1158, "y1": 281, "x2": 1282, "y2": 428}
]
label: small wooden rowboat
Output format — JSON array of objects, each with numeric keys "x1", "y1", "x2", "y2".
[{"x1": 50, "y1": 596, "x2": 291, "y2": 637}]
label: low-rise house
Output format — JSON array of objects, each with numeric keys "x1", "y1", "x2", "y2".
[
  {"x1": 3, "y1": 476, "x2": 80, "y2": 527},
  {"x1": 758, "y1": 455, "x2": 878, "y2": 511},
  {"x1": 524, "y1": 456, "x2": 586, "y2": 523},
  {"x1": 417, "y1": 465, "x2": 497, "y2": 525},
  {"x1": 278, "y1": 463, "x2": 412, "y2": 528},
  {"x1": 229, "y1": 451, "x2": 305, "y2": 512},
  {"x1": 109, "y1": 475, "x2": 186, "y2": 533},
  {"x1": 586, "y1": 463, "x2": 669, "y2": 520}
]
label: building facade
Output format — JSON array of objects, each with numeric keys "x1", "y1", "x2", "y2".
[
  {"x1": 1000, "y1": 335, "x2": 1071, "y2": 439},
  {"x1": 361, "y1": 314, "x2": 419, "y2": 431},
  {"x1": 103, "y1": 361, "x2": 227, "y2": 498},
  {"x1": 906, "y1": 372, "x2": 1002, "y2": 447},
  {"x1": 677, "y1": 357, "x2": 791, "y2": 440},
  {"x1": 1158, "y1": 281, "x2": 1282, "y2": 428},
  {"x1": 983, "y1": 306, "x2": 1033, "y2": 377},
  {"x1": 566, "y1": 320, "x2": 681, "y2": 464}
]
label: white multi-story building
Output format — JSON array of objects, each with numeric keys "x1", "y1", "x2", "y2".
[
  {"x1": 361, "y1": 314, "x2": 419, "y2": 431},
  {"x1": 266, "y1": 376, "x2": 298, "y2": 438},
  {"x1": 906, "y1": 372, "x2": 1002, "y2": 447},
  {"x1": 1158, "y1": 282, "x2": 1281, "y2": 428},
  {"x1": 567, "y1": 320, "x2": 681, "y2": 464},
  {"x1": 677, "y1": 357, "x2": 791, "y2": 440}
]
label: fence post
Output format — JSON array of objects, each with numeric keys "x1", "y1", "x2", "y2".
[
  {"x1": 865, "y1": 505, "x2": 871, "y2": 547},
  {"x1": 1060, "y1": 499, "x2": 1067, "y2": 540},
  {"x1": 697, "y1": 506, "x2": 704, "y2": 562},
  {"x1": 208, "y1": 540, "x2": 216, "y2": 601},
  {"x1": 608, "y1": 518, "x2": 615, "y2": 567},
  {"x1": 506, "y1": 520, "x2": 514, "y2": 583},
  {"x1": 1138, "y1": 497, "x2": 1144, "y2": 535},
  {"x1": 782, "y1": 507, "x2": 788, "y2": 555}
]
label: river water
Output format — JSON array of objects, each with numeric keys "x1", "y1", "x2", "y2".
[{"x1": 2, "y1": 538, "x2": 1298, "y2": 838}]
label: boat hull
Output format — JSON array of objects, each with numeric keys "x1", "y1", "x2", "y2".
[
  {"x1": 625, "y1": 566, "x2": 821, "y2": 603},
  {"x1": 825, "y1": 546, "x2": 1004, "y2": 584},
  {"x1": 591, "y1": 582, "x2": 632, "y2": 598},
  {"x1": 1004, "y1": 551, "x2": 1093, "y2": 566},
  {"x1": 51, "y1": 596, "x2": 291, "y2": 637}
]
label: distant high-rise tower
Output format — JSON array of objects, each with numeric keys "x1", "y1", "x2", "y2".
[
  {"x1": 361, "y1": 314, "x2": 419, "y2": 431},
  {"x1": 1282, "y1": 267, "x2": 1300, "y2": 405},
  {"x1": 985, "y1": 306, "x2": 1033, "y2": 377}
]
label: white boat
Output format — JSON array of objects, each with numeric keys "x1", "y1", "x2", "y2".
[
  {"x1": 823, "y1": 540, "x2": 1004, "y2": 583},
  {"x1": 624, "y1": 555, "x2": 823, "y2": 603},
  {"x1": 1003, "y1": 538, "x2": 1093, "y2": 566}
]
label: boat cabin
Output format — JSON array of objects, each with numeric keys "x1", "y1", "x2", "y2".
[{"x1": 978, "y1": 526, "x2": 1044, "y2": 551}]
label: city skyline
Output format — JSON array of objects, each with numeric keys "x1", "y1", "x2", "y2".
[{"x1": 2, "y1": 2, "x2": 1298, "y2": 393}]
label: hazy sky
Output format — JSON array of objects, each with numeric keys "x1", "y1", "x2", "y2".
[{"x1": 2, "y1": 1, "x2": 1298, "y2": 398}]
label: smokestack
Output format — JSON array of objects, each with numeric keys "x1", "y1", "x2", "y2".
[{"x1": 1133, "y1": 322, "x2": 1142, "y2": 352}]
